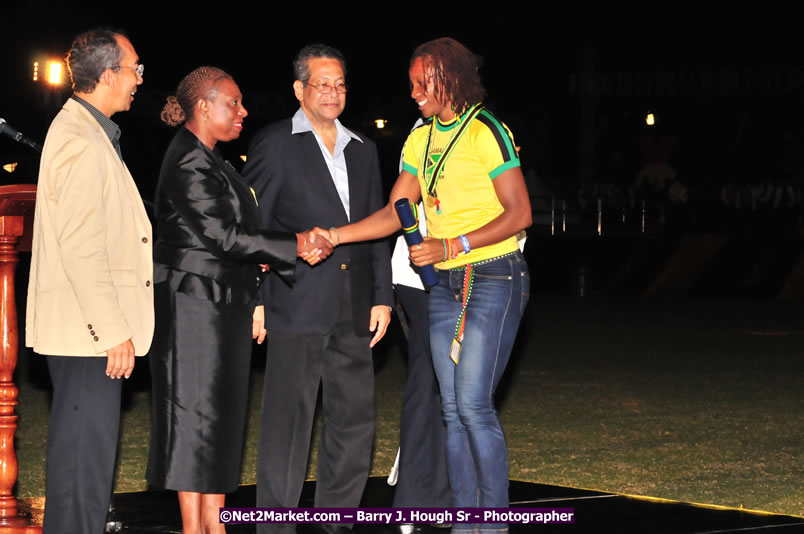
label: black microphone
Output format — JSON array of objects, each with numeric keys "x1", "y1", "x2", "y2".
[{"x1": 0, "y1": 118, "x2": 43, "y2": 153}]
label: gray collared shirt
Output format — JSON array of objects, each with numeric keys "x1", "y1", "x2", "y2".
[
  {"x1": 71, "y1": 94, "x2": 124, "y2": 161},
  {"x1": 291, "y1": 107, "x2": 362, "y2": 221}
]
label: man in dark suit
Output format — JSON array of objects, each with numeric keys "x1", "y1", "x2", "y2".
[{"x1": 243, "y1": 44, "x2": 393, "y2": 533}]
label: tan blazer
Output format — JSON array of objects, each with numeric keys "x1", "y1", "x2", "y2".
[{"x1": 26, "y1": 98, "x2": 154, "y2": 357}]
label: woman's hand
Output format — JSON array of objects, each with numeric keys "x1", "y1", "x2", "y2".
[
  {"x1": 326, "y1": 227, "x2": 341, "y2": 246},
  {"x1": 252, "y1": 305, "x2": 267, "y2": 344},
  {"x1": 408, "y1": 236, "x2": 446, "y2": 267}
]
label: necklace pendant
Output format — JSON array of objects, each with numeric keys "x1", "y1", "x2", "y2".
[
  {"x1": 426, "y1": 194, "x2": 437, "y2": 208},
  {"x1": 449, "y1": 339, "x2": 461, "y2": 364}
]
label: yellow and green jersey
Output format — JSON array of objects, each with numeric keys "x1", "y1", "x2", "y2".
[{"x1": 402, "y1": 106, "x2": 521, "y2": 269}]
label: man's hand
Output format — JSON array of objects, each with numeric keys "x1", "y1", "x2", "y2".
[
  {"x1": 253, "y1": 305, "x2": 267, "y2": 344},
  {"x1": 106, "y1": 338, "x2": 135, "y2": 379},
  {"x1": 369, "y1": 305, "x2": 391, "y2": 348},
  {"x1": 296, "y1": 227, "x2": 334, "y2": 265}
]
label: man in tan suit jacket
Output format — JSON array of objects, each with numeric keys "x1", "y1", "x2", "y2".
[{"x1": 25, "y1": 28, "x2": 153, "y2": 534}]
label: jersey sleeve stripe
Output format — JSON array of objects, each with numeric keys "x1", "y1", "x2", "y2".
[
  {"x1": 402, "y1": 161, "x2": 418, "y2": 176},
  {"x1": 489, "y1": 158, "x2": 521, "y2": 180},
  {"x1": 477, "y1": 110, "x2": 519, "y2": 163}
]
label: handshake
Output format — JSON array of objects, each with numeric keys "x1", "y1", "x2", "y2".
[{"x1": 296, "y1": 227, "x2": 338, "y2": 265}]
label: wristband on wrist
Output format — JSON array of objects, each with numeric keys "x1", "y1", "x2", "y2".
[
  {"x1": 329, "y1": 227, "x2": 340, "y2": 246},
  {"x1": 458, "y1": 234, "x2": 471, "y2": 254},
  {"x1": 448, "y1": 238, "x2": 459, "y2": 260},
  {"x1": 441, "y1": 238, "x2": 448, "y2": 261}
]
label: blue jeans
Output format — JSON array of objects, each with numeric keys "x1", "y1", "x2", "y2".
[{"x1": 430, "y1": 251, "x2": 530, "y2": 533}]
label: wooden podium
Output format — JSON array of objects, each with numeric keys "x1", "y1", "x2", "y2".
[{"x1": 0, "y1": 185, "x2": 41, "y2": 533}]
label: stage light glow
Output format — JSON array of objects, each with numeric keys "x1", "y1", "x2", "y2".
[
  {"x1": 374, "y1": 119, "x2": 387, "y2": 129},
  {"x1": 646, "y1": 113, "x2": 655, "y2": 126},
  {"x1": 33, "y1": 61, "x2": 39, "y2": 82},
  {"x1": 2, "y1": 163, "x2": 18, "y2": 174},
  {"x1": 240, "y1": 155, "x2": 247, "y2": 162},
  {"x1": 47, "y1": 61, "x2": 63, "y2": 85}
]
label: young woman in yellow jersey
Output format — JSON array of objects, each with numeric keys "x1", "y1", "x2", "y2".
[{"x1": 331, "y1": 38, "x2": 531, "y2": 533}]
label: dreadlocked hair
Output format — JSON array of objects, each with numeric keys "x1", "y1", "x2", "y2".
[
  {"x1": 161, "y1": 66, "x2": 232, "y2": 126},
  {"x1": 411, "y1": 38, "x2": 485, "y2": 116}
]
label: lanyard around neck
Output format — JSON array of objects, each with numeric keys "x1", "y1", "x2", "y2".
[{"x1": 420, "y1": 103, "x2": 484, "y2": 204}]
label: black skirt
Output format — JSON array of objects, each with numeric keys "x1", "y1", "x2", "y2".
[{"x1": 146, "y1": 268, "x2": 254, "y2": 493}]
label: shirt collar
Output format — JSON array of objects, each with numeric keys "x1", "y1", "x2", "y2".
[
  {"x1": 291, "y1": 107, "x2": 362, "y2": 143},
  {"x1": 71, "y1": 94, "x2": 123, "y2": 160},
  {"x1": 71, "y1": 94, "x2": 122, "y2": 144}
]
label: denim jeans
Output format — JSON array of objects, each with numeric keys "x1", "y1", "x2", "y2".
[{"x1": 429, "y1": 251, "x2": 530, "y2": 533}]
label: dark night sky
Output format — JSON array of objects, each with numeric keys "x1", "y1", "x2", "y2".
[
  {"x1": 3, "y1": 3, "x2": 804, "y2": 199},
  {"x1": 5, "y1": 4, "x2": 801, "y2": 112}
]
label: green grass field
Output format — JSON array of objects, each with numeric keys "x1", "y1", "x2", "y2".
[{"x1": 13, "y1": 296, "x2": 804, "y2": 517}]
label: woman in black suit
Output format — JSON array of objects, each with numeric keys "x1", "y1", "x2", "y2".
[{"x1": 146, "y1": 66, "x2": 331, "y2": 534}]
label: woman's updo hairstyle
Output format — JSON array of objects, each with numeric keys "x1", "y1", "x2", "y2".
[{"x1": 161, "y1": 66, "x2": 232, "y2": 126}]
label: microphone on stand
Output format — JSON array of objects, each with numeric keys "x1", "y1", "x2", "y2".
[{"x1": 0, "y1": 118, "x2": 43, "y2": 153}]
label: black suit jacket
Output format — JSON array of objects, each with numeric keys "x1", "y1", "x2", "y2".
[
  {"x1": 153, "y1": 127, "x2": 297, "y2": 303},
  {"x1": 243, "y1": 118, "x2": 393, "y2": 336}
]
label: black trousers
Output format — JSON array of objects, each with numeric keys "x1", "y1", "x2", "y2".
[
  {"x1": 392, "y1": 285, "x2": 450, "y2": 508},
  {"x1": 257, "y1": 277, "x2": 374, "y2": 534},
  {"x1": 43, "y1": 356, "x2": 122, "y2": 534}
]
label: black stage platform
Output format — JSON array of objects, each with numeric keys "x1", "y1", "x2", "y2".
[{"x1": 16, "y1": 477, "x2": 804, "y2": 533}]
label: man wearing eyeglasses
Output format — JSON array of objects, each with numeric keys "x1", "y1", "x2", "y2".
[
  {"x1": 244, "y1": 43, "x2": 392, "y2": 533},
  {"x1": 26, "y1": 28, "x2": 153, "y2": 534}
]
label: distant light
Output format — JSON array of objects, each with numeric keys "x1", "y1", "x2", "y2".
[
  {"x1": 33, "y1": 61, "x2": 39, "y2": 82},
  {"x1": 47, "y1": 61, "x2": 63, "y2": 85},
  {"x1": 2, "y1": 163, "x2": 18, "y2": 174},
  {"x1": 374, "y1": 119, "x2": 387, "y2": 129},
  {"x1": 240, "y1": 155, "x2": 247, "y2": 163},
  {"x1": 645, "y1": 113, "x2": 655, "y2": 126}
]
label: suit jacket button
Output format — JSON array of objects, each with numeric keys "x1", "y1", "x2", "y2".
[
  {"x1": 142, "y1": 237, "x2": 149, "y2": 243},
  {"x1": 340, "y1": 264, "x2": 347, "y2": 270},
  {"x1": 145, "y1": 280, "x2": 151, "y2": 287},
  {"x1": 93, "y1": 336, "x2": 99, "y2": 342},
  {"x1": 87, "y1": 324, "x2": 93, "y2": 329},
  {"x1": 90, "y1": 330, "x2": 95, "y2": 335}
]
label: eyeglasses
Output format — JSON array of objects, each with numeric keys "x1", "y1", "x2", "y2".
[
  {"x1": 304, "y1": 81, "x2": 347, "y2": 94},
  {"x1": 113, "y1": 64, "x2": 144, "y2": 77}
]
